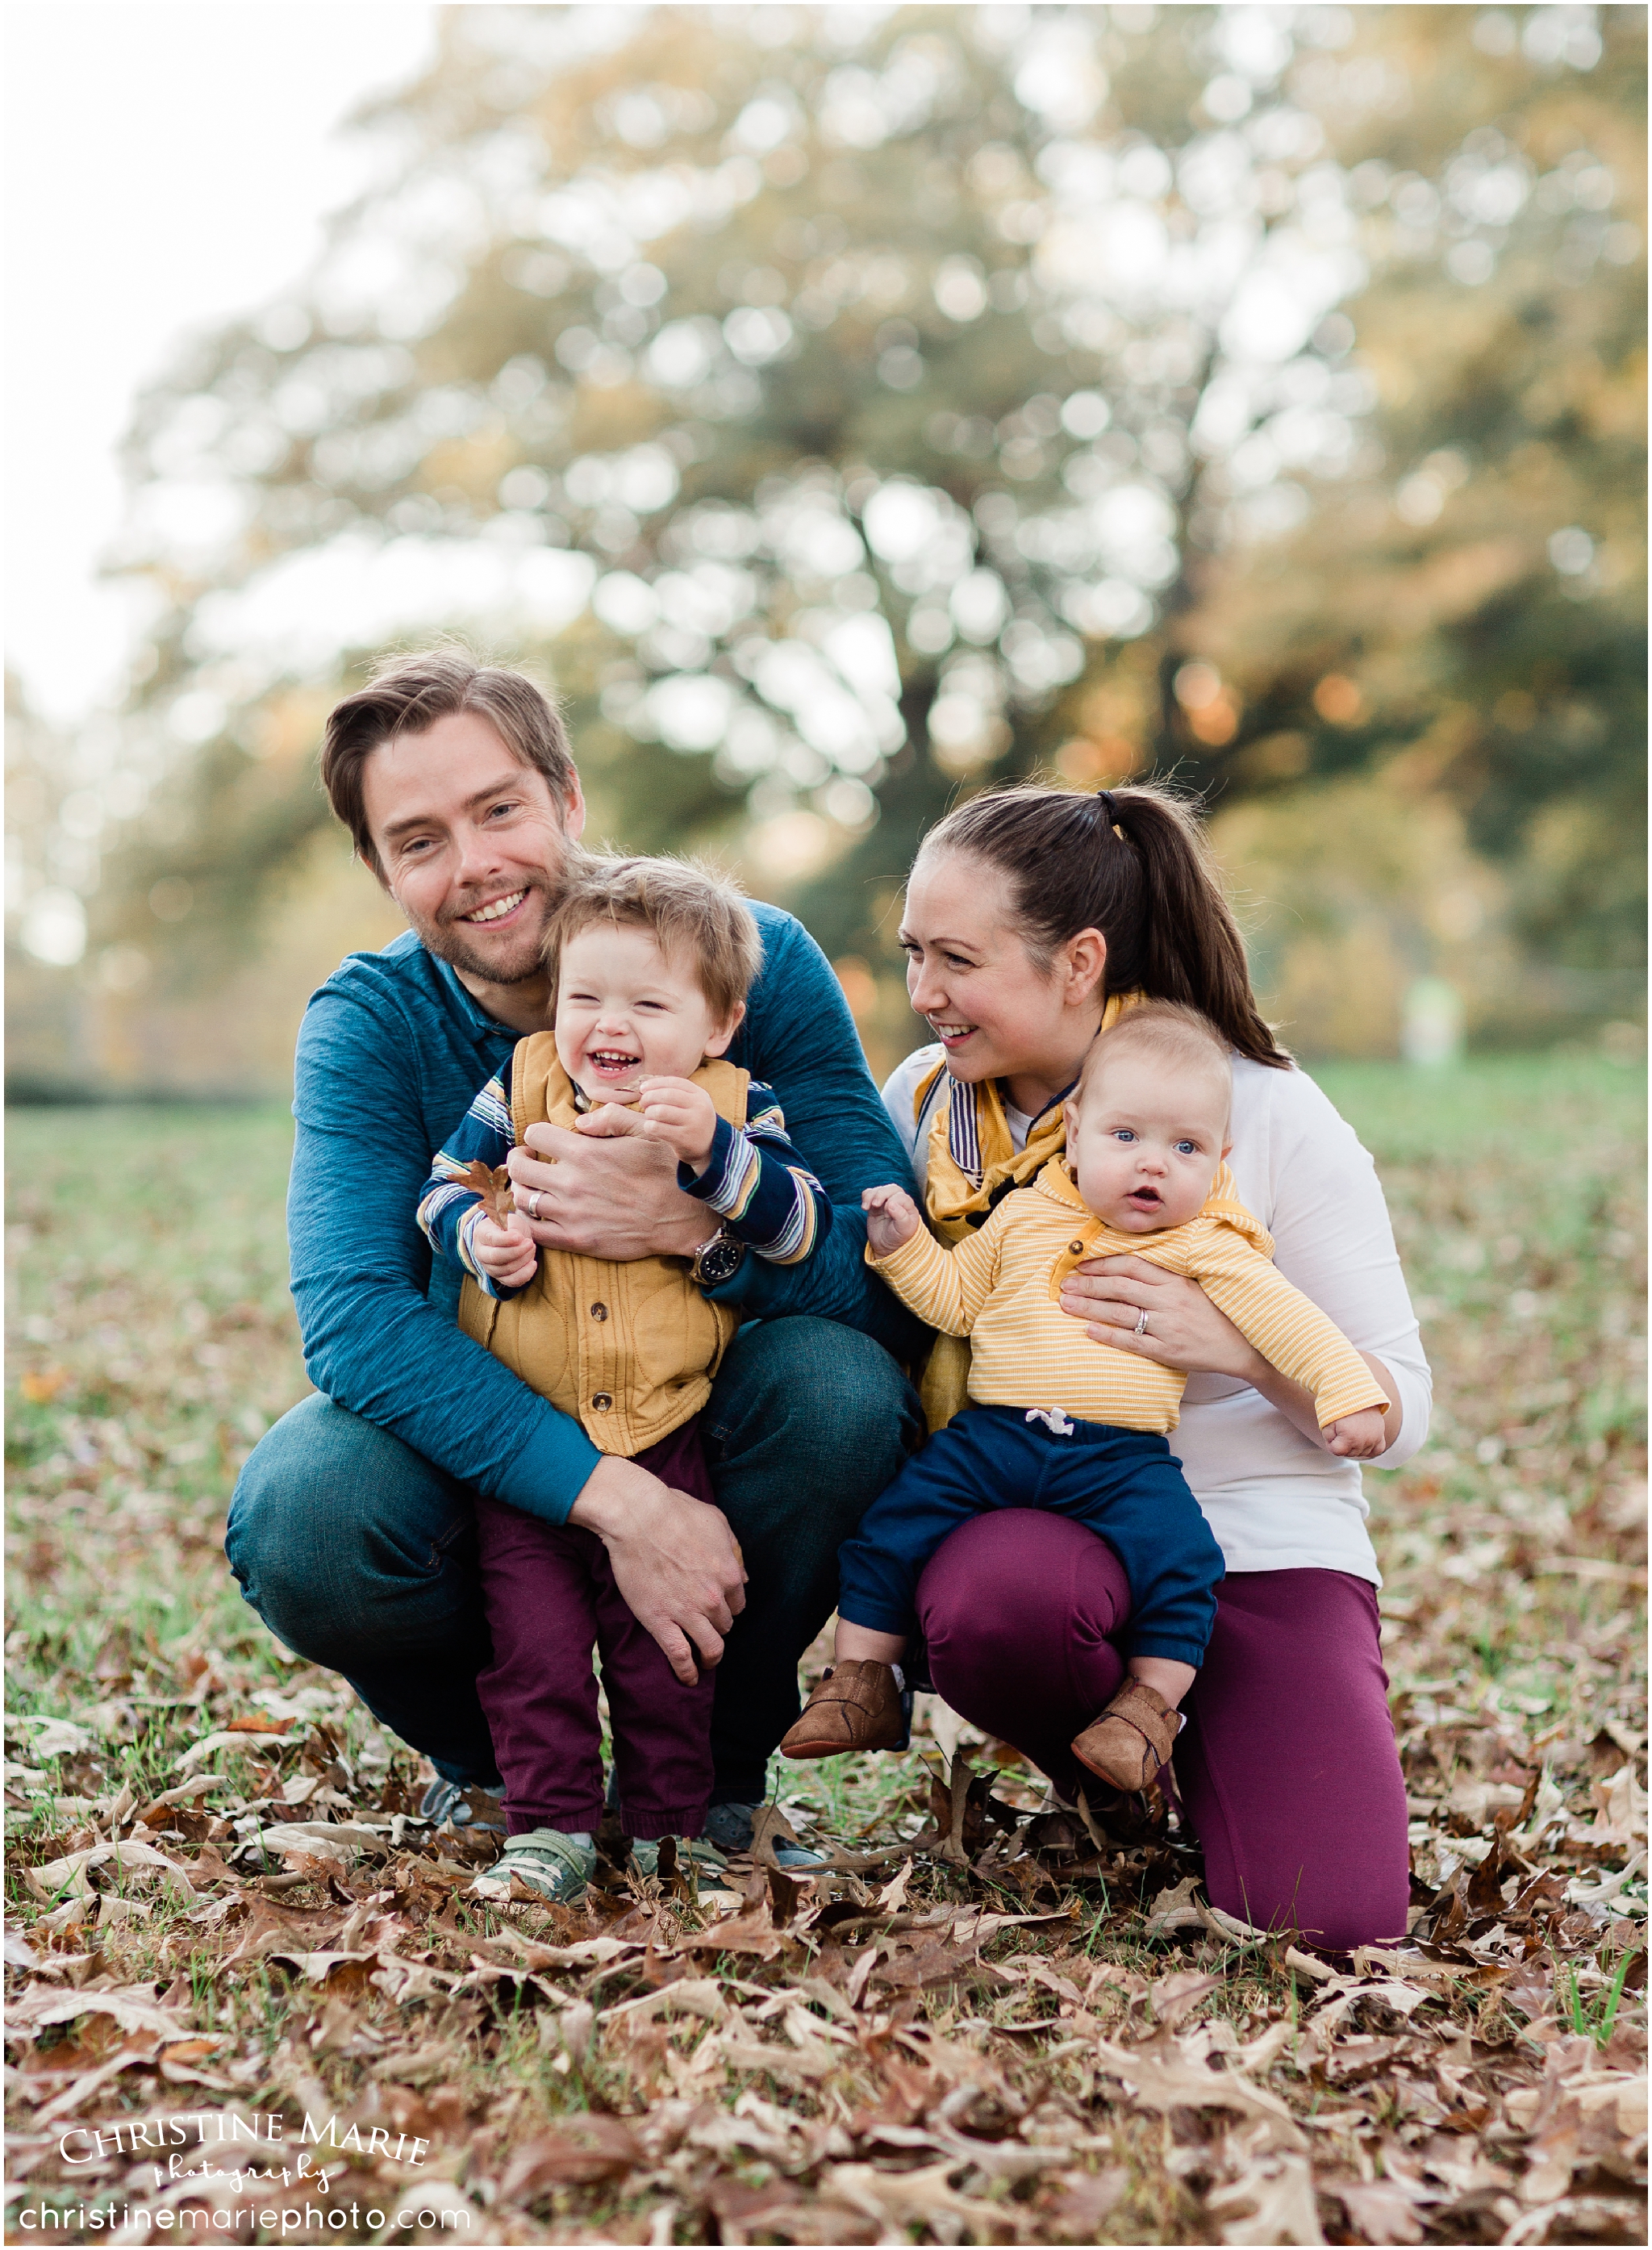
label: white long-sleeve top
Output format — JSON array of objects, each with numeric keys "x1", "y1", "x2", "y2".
[{"x1": 881, "y1": 1045, "x2": 1431, "y2": 1585}]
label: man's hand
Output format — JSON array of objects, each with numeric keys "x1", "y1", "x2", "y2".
[
  {"x1": 863, "y1": 1183, "x2": 922, "y2": 1257},
  {"x1": 506, "y1": 1120, "x2": 715, "y2": 1262},
  {"x1": 469, "y1": 1210, "x2": 539, "y2": 1290},
  {"x1": 1325, "y1": 1407, "x2": 1387, "y2": 1459},
  {"x1": 569, "y1": 1454, "x2": 748, "y2": 1684},
  {"x1": 636, "y1": 1075, "x2": 719, "y2": 1171}
]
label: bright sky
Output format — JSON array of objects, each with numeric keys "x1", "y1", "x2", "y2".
[{"x1": 4, "y1": 2, "x2": 438, "y2": 726}]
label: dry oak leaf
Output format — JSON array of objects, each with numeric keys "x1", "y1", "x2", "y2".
[
  {"x1": 5, "y1": 1984, "x2": 194, "y2": 2043},
  {"x1": 1045, "y1": 2168, "x2": 1129, "y2": 2240},
  {"x1": 1087, "y1": 2034, "x2": 1308, "y2": 2148},
  {"x1": 1325, "y1": 2177, "x2": 1437, "y2": 2247},
  {"x1": 24, "y1": 1839, "x2": 195, "y2": 1904},
  {"x1": 256, "y1": 1821, "x2": 390, "y2": 1868},
  {"x1": 173, "y1": 1730, "x2": 294, "y2": 1773},
  {"x1": 1205, "y1": 2150, "x2": 1326, "y2": 2246},
  {"x1": 675, "y1": 1902, "x2": 787, "y2": 1959},
  {"x1": 265, "y1": 1949, "x2": 381, "y2": 1990},
  {"x1": 823, "y1": 2160, "x2": 1012, "y2": 2239},
  {"x1": 1142, "y1": 1872, "x2": 1208, "y2": 1935},
  {"x1": 498, "y1": 2115, "x2": 643, "y2": 2198},
  {"x1": 465, "y1": 1159, "x2": 515, "y2": 1223}
]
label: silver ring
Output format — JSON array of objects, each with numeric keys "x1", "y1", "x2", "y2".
[
  {"x1": 526, "y1": 1188, "x2": 544, "y2": 1221},
  {"x1": 1134, "y1": 1308, "x2": 1149, "y2": 1337}
]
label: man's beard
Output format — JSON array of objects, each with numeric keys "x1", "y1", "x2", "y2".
[{"x1": 412, "y1": 875, "x2": 553, "y2": 986}]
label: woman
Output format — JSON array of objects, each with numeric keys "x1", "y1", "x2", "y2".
[{"x1": 881, "y1": 783, "x2": 1429, "y2": 1952}]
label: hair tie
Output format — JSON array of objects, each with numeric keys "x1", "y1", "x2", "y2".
[{"x1": 1097, "y1": 789, "x2": 1121, "y2": 833}]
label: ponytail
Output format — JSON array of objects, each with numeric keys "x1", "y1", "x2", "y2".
[{"x1": 917, "y1": 781, "x2": 1290, "y2": 1068}]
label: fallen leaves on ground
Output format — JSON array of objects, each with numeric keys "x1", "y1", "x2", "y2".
[{"x1": 5, "y1": 1076, "x2": 1646, "y2": 2242}]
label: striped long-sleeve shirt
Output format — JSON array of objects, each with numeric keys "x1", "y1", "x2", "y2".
[
  {"x1": 870, "y1": 1156, "x2": 1389, "y2": 1436},
  {"x1": 419, "y1": 1059, "x2": 830, "y2": 1300}
]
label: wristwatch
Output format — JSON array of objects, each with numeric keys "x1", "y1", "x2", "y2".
[{"x1": 690, "y1": 1226, "x2": 748, "y2": 1289}]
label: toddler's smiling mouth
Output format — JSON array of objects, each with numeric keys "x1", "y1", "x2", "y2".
[{"x1": 586, "y1": 1047, "x2": 643, "y2": 1079}]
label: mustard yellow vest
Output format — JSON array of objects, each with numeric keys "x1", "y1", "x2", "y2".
[{"x1": 457, "y1": 1033, "x2": 749, "y2": 1456}]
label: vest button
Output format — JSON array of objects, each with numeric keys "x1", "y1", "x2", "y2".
[
  {"x1": 591, "y1": 1393, "x2": 613, "y2": 1412},
  {"x1": 1069, "y1": 1240, "x2": 1085, "y2": 1255},
  {"x1": 590, "y1": 1302, "x2": 608, "y2": 1321}
]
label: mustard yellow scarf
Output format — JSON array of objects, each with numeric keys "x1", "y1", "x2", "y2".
[{"x1": 910, "y1": 990, "x2": 1146, "y2": 1426}]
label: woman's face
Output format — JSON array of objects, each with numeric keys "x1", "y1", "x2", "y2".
[{"x1": 899, "y1": 849, "x2": 1107, "y2": 1095}]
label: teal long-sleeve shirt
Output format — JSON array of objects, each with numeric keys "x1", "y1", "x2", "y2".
[{"x1": 287, "y1": 906, "x2": 924, "y2": 1526}]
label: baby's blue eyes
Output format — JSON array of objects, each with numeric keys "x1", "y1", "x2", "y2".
[
  {"x1": 1112, "y1": 1129, "x2": 1137, "y2": 1143},
  {"x1": 1175, "y1": 1140, "x2": 1198, "y2": 1155}
]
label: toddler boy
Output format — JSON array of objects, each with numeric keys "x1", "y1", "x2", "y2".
[{"x1": 419, "y1": 854, "x2": 829, "y2": 1901}]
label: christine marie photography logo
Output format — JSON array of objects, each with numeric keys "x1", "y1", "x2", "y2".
[{"x1": 15, "y1": 2108, "x2": 470, "y2": 2235}]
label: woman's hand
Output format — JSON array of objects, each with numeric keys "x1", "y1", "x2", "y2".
[
  {"x1": 1058, "y1": 1254, "x2": 1264, "y2": 1380},
  {"x1": 1062, "y1": 1256, "x2": 1404, "y2": 1454}
]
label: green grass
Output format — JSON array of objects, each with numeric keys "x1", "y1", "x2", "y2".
[{"x1": 4, "y1": 1059, "x2": 1646, "y2": 2246}]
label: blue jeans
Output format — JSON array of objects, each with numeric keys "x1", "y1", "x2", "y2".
[
  {"x1": 226, "y1": 1319, "x2": 922, "y2": 1801},
  {"x1": 838, "y1": 1405, "x2": 1224, "y2": 1670}
]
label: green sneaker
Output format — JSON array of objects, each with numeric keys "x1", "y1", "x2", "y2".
[
  {"x1": 703, "y1": 1798, "x2": 828, "y2": 1870},
  {"x1": 490, "y1": 1827, "x2": 597, "y2": 1903},
  {"x1": 626, "y1": 1835, "x2": 730, "y2": 1884}
]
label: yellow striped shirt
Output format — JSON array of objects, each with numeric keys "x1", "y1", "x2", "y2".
[{"x1": 870, "y1": 1158, "x2": 1389, "y2": 1435}]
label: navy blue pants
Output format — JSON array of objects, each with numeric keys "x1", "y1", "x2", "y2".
[{"x1": 837, "y1": 1405, "x2": 1223, "y2": 1669}]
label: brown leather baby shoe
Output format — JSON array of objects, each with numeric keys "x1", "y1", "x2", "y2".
[
  {"x1": 779, "y1": 1662, "x2": 905, "y2": 1760},
  {"x1": 1070, "y1": 1680, "x2": 1179, "y2": 1793}
]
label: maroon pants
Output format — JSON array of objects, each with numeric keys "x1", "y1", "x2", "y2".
[
  {"x1": 473, "y1": 1419, "x2": 715, "y2": 1840},
  {"x1": 916, "y1": 1512, "x2": 1410, "y2": 1952}
]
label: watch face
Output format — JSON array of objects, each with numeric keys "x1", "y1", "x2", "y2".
[{"x1": 698, "y1": 1234, "x2": 745, "y2": 1284}]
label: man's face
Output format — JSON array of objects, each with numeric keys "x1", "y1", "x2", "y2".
[{"x1": 358, "y1": 711, "x2": 586, "y2": 990}]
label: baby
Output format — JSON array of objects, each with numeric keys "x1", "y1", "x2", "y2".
[
  {"x1": 781, "y1": 1001, "x2": 1388, "y2": 1795},
  {"x1": 418, "y1": 854, "x2": 830, "y2": 1903}
]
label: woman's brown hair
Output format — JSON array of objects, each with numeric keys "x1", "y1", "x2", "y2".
[{"x1": 918, "y1": 781, "x2": 1291, "y2": 1068}]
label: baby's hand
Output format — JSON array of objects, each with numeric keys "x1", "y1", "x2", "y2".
[
  {"x1": 863, "y1": 1183, "x2": 922, "y2": 1256},
  {"x1": 470, "y1": 1210, "x2": 539, "y2": 1290},
  {"x1": 636, "y1": 1075, "x2": 718, "y2": 1170},
  {"x1": 1326, "y1": 1407, "x2": 1387, "y2": 1459}
]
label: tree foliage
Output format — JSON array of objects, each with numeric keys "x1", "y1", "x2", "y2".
[{"x1": 44, "y1": 3, "x2": 1648, "y2": 1037}]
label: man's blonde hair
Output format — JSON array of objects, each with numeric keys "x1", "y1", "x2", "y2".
[
  {"x1": 1076, "y1": 1000, "x2": 1233, "y2": 1104},
  {"x1": 544, "y1": 854, "x2": 763, "y2": 1025}
]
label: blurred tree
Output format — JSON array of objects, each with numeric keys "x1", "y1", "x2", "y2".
[
  {"x1": 1179, "y1": 2, "x2": 1646, "y2": 1023},
  {"x1": 48, "y1": 3, "x2": 1644, "y2": 1058}
]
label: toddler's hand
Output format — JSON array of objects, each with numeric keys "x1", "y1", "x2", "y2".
[
  {"x1": 863, "y1": 1183, "x2": 921, "y2": 1256},
  {"x1": 636, "y1": 1075, "x2": 718, "y2": 1170},
  {"x1": 470, "y1": 1210, "x2": 539, "y2": 1290},
  {"x1": 1326, "y1": 1407, "x2": 1387, "y2": 1459}
]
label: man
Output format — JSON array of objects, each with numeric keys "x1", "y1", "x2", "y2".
[{"x1": 227, "y1": 648, "x2": 924, "y2": 1857}]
